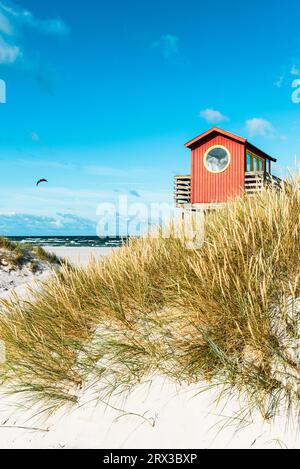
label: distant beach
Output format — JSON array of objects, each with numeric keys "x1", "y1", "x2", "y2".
[
  {"x1": 8, "y1": 236, "x2": 127, "y2": 248},
  {"x1": 6, "y1": 237, "x2": 123, "y2": 267},
  {"x1": 45, "y1": 246, "x2": 115, "y2": 267}
]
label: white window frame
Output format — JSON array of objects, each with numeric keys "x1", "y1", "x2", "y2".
[{"x1": 203, "y1": 145, "x2": 231, "y2": 174}]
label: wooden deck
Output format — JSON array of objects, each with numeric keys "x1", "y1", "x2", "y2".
[
  {"x1": 174, "y1": 175, "x2": 191, "y2": 206},
  {"x1": 174, "y1": 172, "x2": 283, "y2": 208},
  {"x1": 244, "y1": 171, "x2": 283, "y2": 195}
]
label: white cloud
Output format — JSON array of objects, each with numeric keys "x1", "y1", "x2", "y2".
[
  {"x1": 153, "y1": 34, "x2": 179, "y2": 59},
  {"x1": 199, "y1": 108, "x2": 228, "y2": 124},
  {"x1": 31, "y1": 132, "x2": 40, "y2": 142},
  {"x1": 84, "y1": 165, "x2": 146, "y2": 178},
  {"x1": 0, "y1": 1, "x2": 69, "y2": 36},
  {"x1": 274, "y1": 75, "x2": 284, "y2": 88},
  {"x1": 42, "y1": 187, "x2": 109, "y2": 199},
  {"x1": 0, "y1": 1, "x2": 69, "y2": 69},
  {"x1": 0, "y1": 213, "x2": 96, "y2": 236},
  {"x1": 246, "y1": 118, "x2": 275, "y2": 138},
  {"x1": 0, "y1": 11, "x2": 12, "y2": 34},
  {"x1": 291, "y1": 65, "x2": 300, "y2": 76},
  {"x1": 14, "y1": 159, "x2": 75, "y2": 170},
  {"x1": 274, "y1": 65, "x2": 300, "y2": 88},
  {"x1": 0, "y1": 35, "x2": 19, "y2": 63}
]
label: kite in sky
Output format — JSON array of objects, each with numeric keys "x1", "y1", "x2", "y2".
[{"x1": 36, "y1": 179, "x2": 48, "y2": 187}]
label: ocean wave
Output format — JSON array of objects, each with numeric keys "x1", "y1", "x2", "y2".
[{"x1": 8, "y1": 236, "x2": 128, "y2": 248}]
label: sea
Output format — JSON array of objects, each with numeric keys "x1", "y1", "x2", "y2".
[{"x1": 8, "y1": 236, "x2": 128, "y2": 248}]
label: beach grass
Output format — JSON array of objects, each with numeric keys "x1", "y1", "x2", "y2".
[
  {"x1": 0, "y1": 237, "x2": 63, "y2": 267},
  {"x1": 0, "y1": 179, "x2": 300, "y2": 419}
]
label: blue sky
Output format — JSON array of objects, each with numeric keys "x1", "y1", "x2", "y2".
[{"x1": 0, "y1": 0, "x2": 300, "y2": 234}]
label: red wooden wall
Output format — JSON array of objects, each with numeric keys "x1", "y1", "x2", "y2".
[{"x1": 191, "y1": 134, "x2": 245, "y2": 204}]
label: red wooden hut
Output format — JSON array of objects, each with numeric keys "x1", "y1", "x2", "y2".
[{"x1": 174, "y1": 127, "x2": 281, "y2": 209}]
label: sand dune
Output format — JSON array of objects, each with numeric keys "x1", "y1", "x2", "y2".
[
  {"x1": 0, "y1": 247, "x2": 299, "y2": 449},
  {"x1": 0, "y1": 376, "x2": 299, "y2": 449}
]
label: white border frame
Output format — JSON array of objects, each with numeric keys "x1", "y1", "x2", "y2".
[{"x1": 203, "y1": 145, "x2": 231, "y2": 174}]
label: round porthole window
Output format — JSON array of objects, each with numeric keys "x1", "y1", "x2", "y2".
[{"x1": 204, "y1": 145, "x2": 231, "y2": 173}]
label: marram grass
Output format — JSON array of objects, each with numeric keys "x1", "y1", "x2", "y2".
[
  {"x1": 0, "y1": 237, "x2": 63, "y2": 267},
  {"x1": 1, "y1": 179, "x2": 300, "y2": 419}
]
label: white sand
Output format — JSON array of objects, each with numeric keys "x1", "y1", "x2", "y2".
[
  {"x1": 0, "y1": 246, "x2": 299, "y2": 449},
  {"x1": 0, "y1": 248, "x2": 114, "y2": 300},
  {"x1": 0, "y1": 377, "x2": 299, "y2": 449},
  {"x1": 45, "y1": 246, "x2": 115, "y2": 267}
]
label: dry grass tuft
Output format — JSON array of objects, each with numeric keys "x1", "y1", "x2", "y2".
[
  {"x1": 0, "y1": 237, "x2": 63, "y2": 268},
  {"x1": 1, "y1": 179, "x2": 300, "y2": 419}
]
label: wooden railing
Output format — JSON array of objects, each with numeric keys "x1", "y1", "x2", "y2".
[
  {"x1": 174, "y1": 172, "x2": 284, "y2": 207},
  {"x1": 245, "y1": 172, "x2": 283, "y2": 195},
  {"x1": 174, "y1": 175, "x2": 191, "y2": 207}
]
